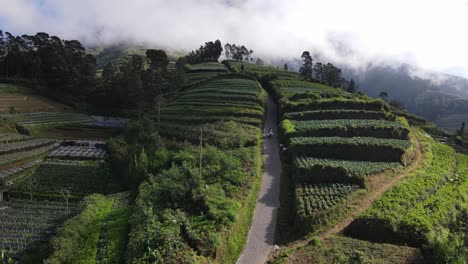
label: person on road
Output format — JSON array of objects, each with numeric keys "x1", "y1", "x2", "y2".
[{"x1": 267, "y1": 128, "x2": 274, "y2": 137}]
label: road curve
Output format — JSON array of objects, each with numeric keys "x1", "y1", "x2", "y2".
[{"x1": 237, "y1": 96, "x2": 281, "y2": 264}]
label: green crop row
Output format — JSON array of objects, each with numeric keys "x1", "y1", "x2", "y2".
[
  {"x1": 285, "y1": 119, "x2": 409, "y2": 139},
  {"x1": 0, "y1": 138, "x2": 55, "y2": 155},
  {"x1": 296, "y1": 183, "x2": 360, "y2": 216},
  {"x1": 0, "y1": 133, "x2": 32, "y2": 143},
  {"x1": 160, "y1": 108, "x2": 263, "y2": 120},
  {"x1": 290, "y1": 136, "x2": 411, "y2": 162},
  {"x1": 160, "y1": 115, "x2": 262, "y2": 127},
  {"x1": 17, "y1": 162, "x2": 110, "y2": 196},
  {"x1": 185, "y1": 72, "x2": 219, "y2": 83},
  {"x1": 158, "y1": 121, "x2": 260, "y2": 149},
  {"x1": 176, "y1": 93, "x2": 260, "y2": 103},
  {"x1": 284, "y1": 109, "x2": 395, "y2": 121},
  {"x1": 294, "y1": 157, "x2": 401, "y2": 186},
  {"x1": 181, "y1": 88, "x2": 259, "y2": 97},
  {"x1": 166, "y1": 101, "x2": 262, "y2": 110},
  {"x1": 185, "y1": 62, "x2": 227, "y2": 71},
  {"x1": 345, "y1": 137, "x2": 458, "y2": 246},
  {"x1": 282, "y1": 98, "x2": 389, "y2": 113},
  {"x1": 396, "y1": 153, "x2": 468, "y2": 244}
]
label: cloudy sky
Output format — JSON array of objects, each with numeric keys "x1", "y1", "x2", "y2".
[{"x1": 1, "y1": 0, "x2": 467, "y2": 77}]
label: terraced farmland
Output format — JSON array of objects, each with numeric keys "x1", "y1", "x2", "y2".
[
  {"x1": 184, "y1": 62, "x2": 229, "y2": 84},
  {"x1": 0, "y1": 138, "x2": 56, "y2": 155},
  {"x1": 272, "y1": 78, "x2": 413, "y2": 238},
  {"x1": 345, "y1": 138, "x2": 468, "y2": 246},
  {"x1": 158, "y1": 77, "x2": 266, "y2": 144},
  {"x1": 0, "y1": 134, "x2": 58, "y2": 187},
  {"x1": 0, "y1": 84, "x2": 66, "y2": 113},
  {"x1": 1, "y1": 112, "x2": 93, "y2": 127},
  {"x1": 185, "y1": 62, "x2": 228, "y2": 71},
  {"x1": 284, "y1": 109, "x2": 395, "y2": 121},
  {"x1": 229, "y1": 61, "x2": 299, "y2": 80},
  {"x1": 0, "y1": 159, "x2": 42, "y2": 183},
  {"x1": 294, "y1": 157, "x2": 401, "y2": 185},
  {"x1": 0, "y1": 143, "x2": 58, "y2": 167},
  {"x1": 296, "y1": 183, "x2": 360, "y2": 215},
  {"x1": 0, "y1": 199, "x2": 78, "y2": 261},
  {"x1": 286, "y1": 119, "x2": 409, "y2": 139},
  {"x1": 13, "y1": 161, "x2": 109, "y2": 199},
  {"x1": 273, "y1": 79, "x2": 341, "y2": 97}
]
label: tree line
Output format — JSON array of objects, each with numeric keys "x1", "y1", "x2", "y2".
[
  {"x1": 0, "y1": 30, "x2": 186, "y2": 113},
  {"x1": 184, "y1": 40, "x2": 254, "y2": 64},
  {"x1": 299, "y1": 51, "x2": 357, "y2": 93}
]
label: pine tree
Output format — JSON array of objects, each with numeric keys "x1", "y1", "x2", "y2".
[{"x1": 299, "y1": 51, "x2": 313, "y2": 80}]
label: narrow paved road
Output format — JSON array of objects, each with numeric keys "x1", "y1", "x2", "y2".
[{"x1": 237, "y1": 97, "x2": 281, "y2": 264}]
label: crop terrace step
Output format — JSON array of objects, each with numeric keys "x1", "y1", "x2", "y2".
[{"x1": 0, "y1": 160, "x2": 42, "y2": 180}]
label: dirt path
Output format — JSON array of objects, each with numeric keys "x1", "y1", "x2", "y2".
[
  {"x1": 319, "y1": 135, "x2": 423, "y2": 239},
  {"x1": 237, "y1": 97, "x2": 282, "y2": 264}
]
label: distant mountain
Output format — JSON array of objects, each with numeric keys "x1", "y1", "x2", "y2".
[{"x1": 341, "y1": 63, "x2": 468, "y2": 132}]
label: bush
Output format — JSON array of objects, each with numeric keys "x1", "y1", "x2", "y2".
[
  {"x1": 309, "y1": 236, "x2": 321, "y2": 247},
  {"x1": 281, "y1": 119, "x2": 295, "y2": 135}
]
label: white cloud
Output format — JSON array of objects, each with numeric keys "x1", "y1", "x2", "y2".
[{"x1": 0, "y1": 0, "x2": 468, "y2": 77}]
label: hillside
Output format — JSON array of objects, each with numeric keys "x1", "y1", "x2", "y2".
[
  {"x1": 0, "y1": 34, "x2": 467, "y2": 264},
  {"x1": 227, "y1": 60, "x2": 468, "y2": 264}
]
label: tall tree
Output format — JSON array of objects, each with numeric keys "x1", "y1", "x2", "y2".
[
  {"x1": 146, "y1": 49, "x2": 169, "y2": 72},
  {"x1": 379, "y1": 91, "x2": 388, "y2": 101},
  {"x1": 347, "y1": 79, "x2": 356, "y2": 93},
  {"x1": 186, "y1": 40, "x2": 223, "y2": 64},
  {"x1": 284, "y1": 63, "x2": 288, "y2": 71},
  {"x1": 255, "y1": 58, "x2": 264, "y2": 66},
  {"x1": 313, "y1": 62, "x2": 323, "y2": 81},
  {"x1": 299, "y1": 51, "x2": 313, "y2": 80}
]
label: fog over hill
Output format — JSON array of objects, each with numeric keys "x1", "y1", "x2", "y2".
[{"x1": 2, "y1": 0, "x2": 468, "y2": 130}]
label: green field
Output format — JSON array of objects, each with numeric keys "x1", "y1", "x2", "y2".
[
  {"x1": 285, "y1": 119, "x2": 409, "y2": 139},
  {"x1": 345, "y1": 135, "x2": 467, "y2": 247}
]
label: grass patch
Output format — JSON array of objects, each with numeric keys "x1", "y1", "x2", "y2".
[{"x1": 45, "y1": 194, "x2": 114, "y2": 264}]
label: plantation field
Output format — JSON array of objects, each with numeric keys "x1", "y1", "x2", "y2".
[
  {"x1": 14, "y1": 161, "x2": 110, "y2": 199},
  {"x1": 0, "y1": 138, "x2": 56, "y2": 155},
  {"x1": 1, "y1": 112, "x2": 93, "y2": 127},
  {"x1": 296, "y1": 183, "x2": 360, "y2": 216},
  {"x1": 271, "y1": 77, "x2": 416, "y2": 250},
  {"x1": 0, "y1": 199, "x2": 79, "y2": 261},
  {"x1": 283, "y1": 97, "x2": 388, "y2": 112},
  {"x1": 158, "y1": 77, "x2": 266, "y2": 143},
  {"x1": 0, "y1": 133, "x2": 31, "y2": 144},
  {"x1": 290, "y1": 136, "x2": 411, "y2": 162},
  {"x1": 272, "y1": 80, "x2": 342, "y2": 97},
  {"x1": 0, "y1": 84, "x2": 66, "y2": 113},
  {"x1": 185, "y1": 62, "x2": 228, "y2": 72},
  {"x1": 272, "y1": 236, "x2": 425, "y2": 264},
  {"x1": 0, "y1": 159, "x2": 42, "y2": 182},
  {"x1": 0, "y1": 143, "x2": 58, "y2": 168},
  {"x1": 0, "y1": 94, "x2": 65, "y2": 113},
  {"x1": 285, "y1": 119, "x2": 409, "y2": 139},
  {"x1": 294, "y1": 157, "x2": 401, "y2": 185},
  {"x1": 185, "y1": 71, "x2": 220, "y2": 84},
  {"x1": 284, "y1": 109, "x2": 395, "y2": 121},
  {"x1": 229, "y1": 61, "x2": 299, "y2": 79},
  {"x1": 0, "y1": 134, "x2": 59, "y2": 187},
  {"x1": 35, "y1": 124, "x2": 119, "y2": 140},
  {"x1": 345, "y1": 136, "x2": 467, "y2": 246}
]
